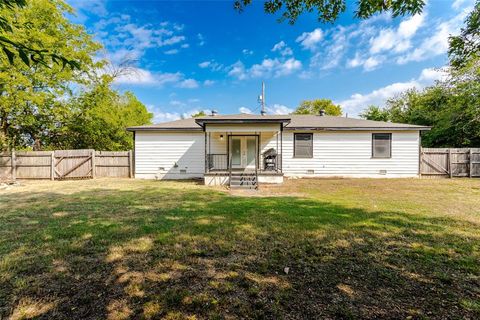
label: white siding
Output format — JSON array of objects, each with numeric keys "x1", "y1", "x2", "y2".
[
  {"x1": 208, "y1": 132, "x2": 227, "y2": 154},
  {"x1": 135, "y1": 131, "x2": 204, "y2": 179},
  {"x1": 134, "y1": 129, "x2": 421, "y2": 180},
  {"x1": 281, "y1": 131, "x2": 420, "y2": 177}
]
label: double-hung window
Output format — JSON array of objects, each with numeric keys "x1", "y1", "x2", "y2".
[
  {"x1": 294, "y1": 133, "x2": 313, "y2": 158},
  {"x1": 372, "y1": 133, "x2": 392, "y2": 158}
]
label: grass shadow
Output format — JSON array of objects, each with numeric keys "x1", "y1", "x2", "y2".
[{"x1": 0, "y1": 182, "x2": 479, "y2": 319}]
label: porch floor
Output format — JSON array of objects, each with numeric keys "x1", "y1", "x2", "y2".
[{"x1": 205, "y1": 170, "x2": 283, "y2": 176}]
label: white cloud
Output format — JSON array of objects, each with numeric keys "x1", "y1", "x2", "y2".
[
  {"x1": 114, "y1": 68, "x2": 167, "y2": 85},
  {"x1": 310, "y1": 26, "x2": 349, "y2": 70},
  {"x1": 147, "y1": 105, "x2": 181, "y2": 123},
  {"x1": 369, "y1": 13, "x2": 425, "y2": 54},
  {"x1": 203, "y1": 80, "x2": 215, "y2": 86},
  {"x1": 153, "y1": 111, "x2": 181, "y2": 123},
  {"x1": 156, "y1": 72, "x2": 184, "y2": 86},
  {"x1": 228, "y1": 61, "x2": 247, "y2": 80},
  {"x1": 452, "y1": 0, "x2": 474, "y2": 10},
  {"x1": 396, "y1": 10, "x2": 466, "y2": 64},
  {"x1": 169, "y1": 100, "x2": 185, "y2": 106},
  {"x1": 418, "y1": 67, "x2": 448, "y2": 82},
  {"x1": 398, "y1": 13, "x2": 425, "y2": 38},
  {"x1": 242, "y1": 49, "x2": 254, "y2": 55},
  {"x1": 228, "y1": 58, "x2": 302, "y2": 80},
  {"x1": 68, "y1": 0, "x2": 108, "y2": 22},
  {"x1": 346, "y1": 54, "x2": 385, "y2": 71},
  {"x1": 113, "y1": 67, "x2": 201, "y2": 89},
  {"x1": 272, "y1": 41, "x2": 293, "y2": 56},
  {"x1": 239, "y1": 107, "x2": 253, "y2": 114},
  {"x1": 178, "y1": 79, "x2": 199, "y2": 89},
  {"x1": 198, "y1": 61, "x2": 211, "y2": 68},
  {"x1": 197, "y1": 33, "x2": 205, "y2": 46},
  {"x1": 266, "y1": 104, "x2": 293, "y2": 115},
  {"x1": 363, "y1": 56, "x2": 385, "y2": 71},
  {"x1": 164, "y1": 49, "x2": 179, "y2": 55},
  {"x1": 93, "y1": 14, "x2": 188, "y2": 63},
  {"x1": 346, "y1": 53, "x2": 363, "y2": 68},
  {"x1": 198, "y1": 60, "x2": 223, "y2": 71},
  {"x1": 162, "y1": 35, "x2": 185, "y2": 46},
  {"x1": 337, "y1": 67, "x2": 446, "y2": 116},
  {"x1": 149, "y1": 109, "x2": 204, "y2": 123},
  {"x1": 296, "y1": 28, "x2": 323, "y2": 51}
]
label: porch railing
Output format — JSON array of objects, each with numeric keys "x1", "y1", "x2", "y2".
[
  {"x1": 207, "y1": 154, "x2": 228, "y2": 171},
  {"x1": 206, "y1": 152, "x2": 283, "y2": 173}
]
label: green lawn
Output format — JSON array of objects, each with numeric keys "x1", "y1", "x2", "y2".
[{"x1": 0, "y1": 178, "x2": 479, "y2": 319}]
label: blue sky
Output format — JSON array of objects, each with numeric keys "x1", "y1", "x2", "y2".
[{"x1": 68, "y1": 0, "x2": 474, "y2": 122}]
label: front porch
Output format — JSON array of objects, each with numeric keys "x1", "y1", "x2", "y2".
[
  {"x1": 204, "y1": 170, "x2": 284, "y2": 186},
  {"x1": 200, "y1": 121, "x2": 287, "y2": 187}
]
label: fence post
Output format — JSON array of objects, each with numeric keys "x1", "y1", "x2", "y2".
[
  {"x1": 128, "y1": 150, "x2": 133, "y2": 178},
  {"x1": 91, "y1": 149, "x2": 96, "y2": 179},
  {"x1": 11, "y1": 149, "x2": 16, "y2": 181},
  {"x1": 469, "y1": 148, "x2": 473, "y2": 178},
  {"x1": 50, "y1": 151, "x2": 55, "y2": 180},
  {"x1": 419, "y1": 146, "x2": 423, "y2": 176},
  {"x1": 448, "y1": 148, "x2": 453, "y2": 178}
]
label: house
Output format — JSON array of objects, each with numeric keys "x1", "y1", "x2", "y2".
[{"x1": 127, "y1": 112, "x2": 430, "y2": 188}]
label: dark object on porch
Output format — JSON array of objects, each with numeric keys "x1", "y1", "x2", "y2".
[{"x1": 263, "y1": 148, "x2": 278, "y2": 171}]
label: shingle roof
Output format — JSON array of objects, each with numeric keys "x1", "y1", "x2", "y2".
[{"x1": 127, "y1": 114, "x2": 431, "y2": 131}]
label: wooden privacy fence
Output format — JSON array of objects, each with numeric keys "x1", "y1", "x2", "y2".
[
  {"x1": 0, "y1": 149, "x2": 133, "y2": 181},
  {"x1": 420, "y1": 148, "x2": 480, "y2": 178}
]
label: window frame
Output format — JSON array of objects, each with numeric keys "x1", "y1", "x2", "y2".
[
  {"x1": 371, "y1": 133, "x2": 392, "y2": 159},
  {"x1": 294, "y1": 133, "x2": 313, "y2": 158}
]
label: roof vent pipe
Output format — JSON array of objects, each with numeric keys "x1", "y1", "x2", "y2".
[
  {"x1": 211, "y1": 110, "x2": 218, "y2": 116},
  {"x1": 319, "y1": 109, "x2": 326, "y2": 116}
]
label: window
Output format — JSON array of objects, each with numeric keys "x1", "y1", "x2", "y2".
[
  {"x1": 372, "y1": 133, "x2": 392, "y2": 158},
  {"x1": 294, "y1": 133, "x2": 313, "y2": 158}
]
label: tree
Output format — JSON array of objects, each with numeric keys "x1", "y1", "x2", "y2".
[
  {"x1": 360, "y1": 105, "x2": 390, "y2": 122},
  {"x1": 191, "y1": 111, "x2": 207, "y2": 117},
  {"x1": 293, "y1": 99, "x2": 342, "y2": 116},
  {"x1": 0, "y1": 0, "x2": 80, "y2": 69},
  {"x1": 0, "y1": 0, "x2": 102, "y2": 150},
  {"x1": 360, "y1": 60, "x2": 480, "y2": 147},
  {"x1": 449, "y1": 0, "x2": 480, "y2": 69},
  {"x1": 63, "y1": 77, "x2": 152, "y2": 151},
  {"x1": 234, "y1": 0, "x2": 425, "y2": 24}
]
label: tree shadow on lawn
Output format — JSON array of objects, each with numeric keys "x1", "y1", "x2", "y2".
[{"x1": 0, "y1": 186, "x2": 479, "y2": 319}]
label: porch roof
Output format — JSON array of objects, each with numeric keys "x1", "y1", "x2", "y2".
[
  {"x1": 127, "y1": 113, "x2": 431, "y2": 131},
  {"x1": 195, "y1": 113, "x2": 291, "y2": 127}
]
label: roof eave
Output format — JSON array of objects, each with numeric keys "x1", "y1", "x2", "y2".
[
  {"x1": 126, "y1": 127, "x2": 203, "y2": 132},
  {"x1": 285, "y1": 126, "x2": 432, "y2": 131},
  {"x1": 195, "y1": 118, "x2": 291, "y2": 125}
]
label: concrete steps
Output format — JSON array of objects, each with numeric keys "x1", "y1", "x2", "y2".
[{"x1": 229, "y1": 173, "x2": 257, "y2": 189}]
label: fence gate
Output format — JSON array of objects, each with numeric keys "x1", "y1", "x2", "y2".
[
  {"x1": 54, "y1": 149, "x2": 93, "y2": 180},
  {"x1": 421, "y1": 148, "x2": 480, "y2": 178}
]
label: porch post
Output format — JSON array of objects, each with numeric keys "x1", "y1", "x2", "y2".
[
  {"x1": 226, "y1": 133, "x2": 229, "y2": 170},
  {"x1": 258, "y1": 132, "x2": 261, "y2": 172},
  {"x1": 280, "y1": 124, "x2": 283, "y2": 172},
  {"x1": 204, "y1": 130, "x2": 207, "y2": 173},
  {"x1": 276, "y1": 131, "x2": 279, "y2": 172}
]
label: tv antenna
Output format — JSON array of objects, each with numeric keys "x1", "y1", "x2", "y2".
[{"x1": 258, "y1": 81, "x2": 266, "y2": 115}]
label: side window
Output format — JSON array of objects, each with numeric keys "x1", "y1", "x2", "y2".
[
  {"x1": 294, "y1": 133, "x2": 313, "y2": 158},
  {"x1": 372, "y1": 133, "x2": 392, "y2": 158}
]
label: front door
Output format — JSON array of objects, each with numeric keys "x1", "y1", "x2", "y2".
[{"x1": 230, "y1": 136, "x2": 257, "y2": 169}]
